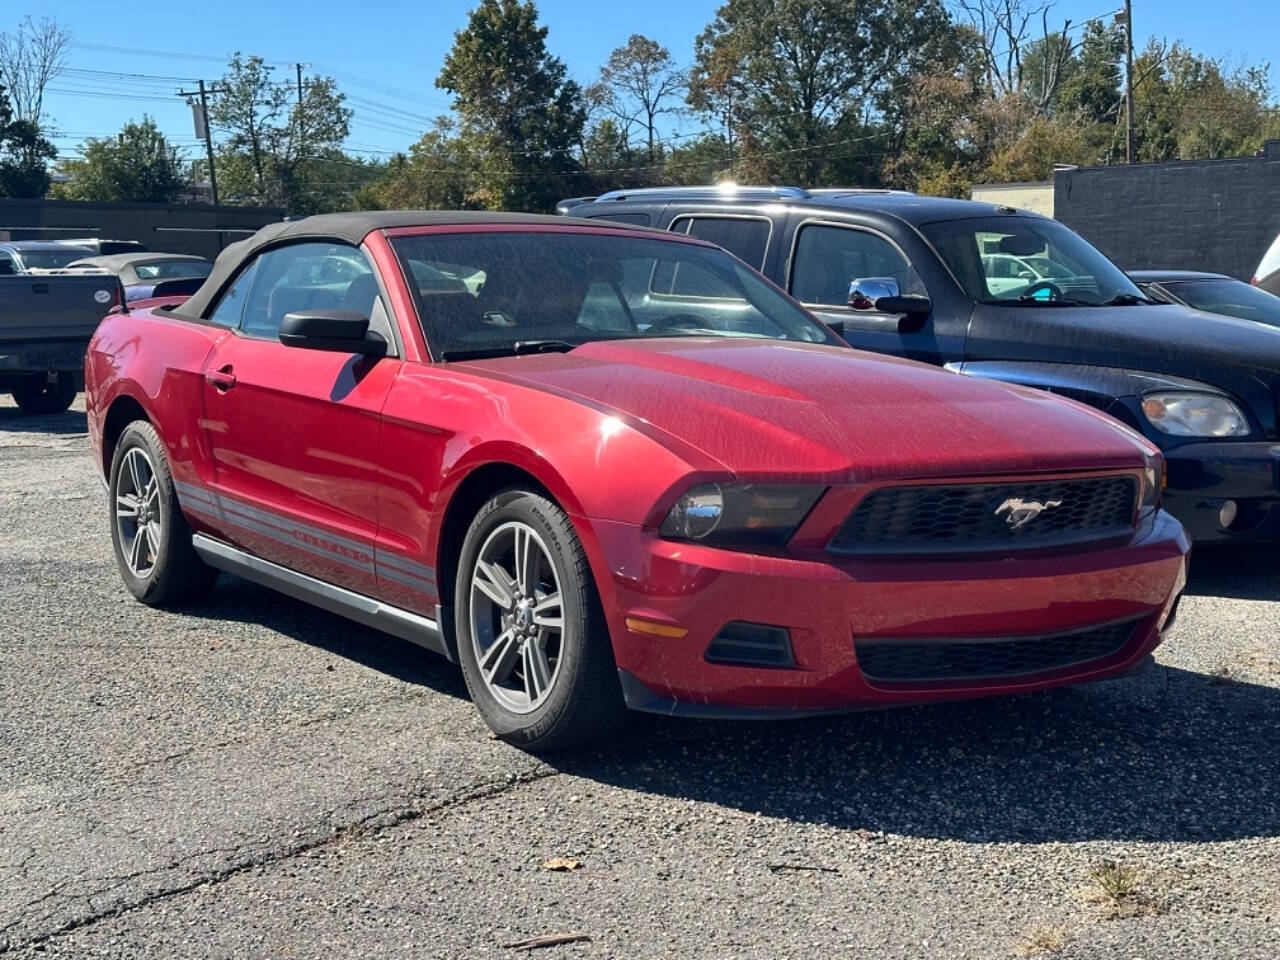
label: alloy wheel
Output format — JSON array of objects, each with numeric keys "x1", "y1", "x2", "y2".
[
  {"x1": 468, "y1": 520, "x2": 565, "y2": 714},
  {"x1": 115, "y1": 447, "x2": 161, "y2": 578}
]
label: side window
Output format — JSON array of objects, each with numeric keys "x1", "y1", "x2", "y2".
[
  {"x1": 676, "y1": 216, "x2": 771, "y2": 269},
  {"x1": 0, "y1": 256, "x2": 14, "y2": 276},
  {"x1": 208, "y1": 261, "x2": 257, "y2": 328},
  {"x1": 239, "y1": 242, "x2": 379, "y2": 341},
  {"x1": 791, "y1": 224, "x2": 926, "y2": 306}
]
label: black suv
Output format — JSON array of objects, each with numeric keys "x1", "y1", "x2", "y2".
[{"x1": 559, "y1": 185, "x2": 1280, "y2": 543}]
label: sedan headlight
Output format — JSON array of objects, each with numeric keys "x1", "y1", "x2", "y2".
[
  {"x1": 1140, "y1": 392, "x2": 1249, "y2": 437},
  {"x1": 1140, "y1": 449, "x2": 1164, "y2": 516},
  {"x1": 661, "y1": 483, "x2": 824, "y2": 547}
]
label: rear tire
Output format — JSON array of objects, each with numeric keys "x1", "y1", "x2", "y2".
[
  {"x1": 12, "y1": 373, "x2": 76, "y2": 415},
  {"x1": 108, "y1": 420, "x2": 218, "y2": 606},
  {"x1": 455, "y1": 488, "x2": 627, "y2": 752}
]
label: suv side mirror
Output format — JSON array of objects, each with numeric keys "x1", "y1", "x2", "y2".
[
  {"x1": 279, "y1": 309, "x2": 387, "y2": 356},
  {"x1": 848, "y1": 276, "x2": 900, "y2": 310}
]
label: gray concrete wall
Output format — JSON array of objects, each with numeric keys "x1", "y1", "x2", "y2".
[
  {"x1": 1053, "y1": 140, "x2": 1280, "y2": 280},
  {"x1": 0, "y1": 199, "x2": 285, "y2": 261}
]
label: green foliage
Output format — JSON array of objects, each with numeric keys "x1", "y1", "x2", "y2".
[
  {"x1": 437, "y1": 0, "x2": 586, "y2": 211},
  {"x1": 0, "y1": 83, "x2": 54, "y2": 198},
  {"x1": 689, "y1": 0, "x2": 963, "y2": 184},
  {"x1": 364, "y1": 118, "x2": 474, "y2": 210},
  {"x1": 55, "y1": 116, "x2": 187, "y2": 203},
  {"x1": 210, "y1": 53, "x2": 353, "y2": 211}
]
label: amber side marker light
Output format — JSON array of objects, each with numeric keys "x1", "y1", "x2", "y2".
[{"x1": 625, "y1": 617, "x2": 689, "y2": 639}]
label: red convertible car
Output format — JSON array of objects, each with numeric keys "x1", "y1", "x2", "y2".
[{"x1": 86, "y1": 212, "x2": 1188, "y2": 750}]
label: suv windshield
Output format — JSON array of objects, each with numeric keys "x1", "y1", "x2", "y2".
[
  {"x1": 391, "y1": 231, "x2": 841, "y2": 358},
  {"x1": 923, "y1": 216, "x2": 1146, "y2": 306},
  {"x1": 18, "y1": 248, "x2": 93, "y2": 270}
]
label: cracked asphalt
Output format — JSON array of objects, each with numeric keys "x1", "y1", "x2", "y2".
[{"x1": 2, "y1": 398, "x2": 1278, "y2": 958}]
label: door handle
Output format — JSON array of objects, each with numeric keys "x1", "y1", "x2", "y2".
[
  {"x1": 206, "y1": 365, "x2": 237, "y2": 392},
  {"x1": 31, "y1": 282, "x2": 49, "y2": 294}
]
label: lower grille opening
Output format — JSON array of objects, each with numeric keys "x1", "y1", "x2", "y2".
[
  {"x1": 706, "y1": 622, "x2": 795, "y2": 668},
  {"x1": 855, "y1": 617, "x2": 1140, "y2": 684}
]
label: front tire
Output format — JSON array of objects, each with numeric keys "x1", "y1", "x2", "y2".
[
  {"x1": 108, "y1": 421, "x2": 217, "y2": 606},
  {"x1": 455, "y1": 488, "x2": 627, "y2": 752},
  {"x1": 12, "y1": 373, "x2": 77, "y2": 415}
]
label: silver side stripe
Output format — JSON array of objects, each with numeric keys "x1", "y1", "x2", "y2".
[
  {"x1": 377, "y1": 565, "x2": 438, "y2": 595},
  {"x1": 173, "y1": 477, "x2": 436, "y2": 587},
  {"x1": 374, "y1": 549, "x2": 437, "y2": 584}
]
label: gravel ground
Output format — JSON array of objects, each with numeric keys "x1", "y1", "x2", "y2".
[{"x1": 1, "y1": 398, "x2": 1277, "y2": 958}]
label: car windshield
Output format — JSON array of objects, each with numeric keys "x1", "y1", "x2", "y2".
[
  {"x1": 1166, "y1": 279, "x2": 1280, "y2": 326},
  {"x1": 18, "y1": 249, "x2": 92, "y2": 270},
  {"x1": 390, "y1": 231, "x2": 841, "y2": 358},
  {"x1": 133, "y1": 260, "x2": 212, "y2": 280},
  {"x1": 923, "y1": 216, "x2": 1145, "y2": 306}
]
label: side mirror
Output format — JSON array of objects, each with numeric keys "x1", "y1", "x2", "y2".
[
  {"x1": 848, "y1": 276, "x2": 900, "y2": 310},
  {"x1": 823, "y1": 318, "x2": 847, "y2": 342},
  {"x1": 279, "y1": 309, "x2": 387, "y2": 356},
  {"x1": 875, "y1": 294, "x2": 933, "y2": 332}
]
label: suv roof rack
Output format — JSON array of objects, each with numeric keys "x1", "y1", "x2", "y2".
[
  {"x1": 807, "y1": 187, "x2": 915, "y2": 196},
  {"x1": 591, "y1": 185, "x2": 812, "y2": 203}
]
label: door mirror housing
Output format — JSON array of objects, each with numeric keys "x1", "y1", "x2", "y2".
[
  {"x1": 848, "y1": 276, "x2": 900, "y2": 310},
  {"x1": 823, "y1": 318, "x2": 848, "y2": 342},
  {"x1": 876, "y1": 294, "x2": 933, "y2": 332},
  {"x1": 279, "y1": 309, "x2": 387, "y2": 356}
]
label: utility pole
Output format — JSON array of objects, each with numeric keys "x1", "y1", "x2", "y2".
[
  {"x1": 178, "y1": 80, "x2": 229, "y2": 206},
  {"x1": 1124, "y1": 0, "x2": 1135, "y2": 164},
  {"x1": 295, "y1": 63, "x2": 305, "y2": 105}
]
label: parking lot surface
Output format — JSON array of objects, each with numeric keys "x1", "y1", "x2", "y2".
[{"x1": 2, "y1": 399, "x2": 1277, "y2": 959}]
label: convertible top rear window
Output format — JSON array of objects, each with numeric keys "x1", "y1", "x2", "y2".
[{"x1": 390, "y1": 231, "x2": 840, "y2": 359}]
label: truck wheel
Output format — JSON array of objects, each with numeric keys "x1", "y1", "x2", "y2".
[
  {"x1": 109, "y1": 421, "x2": 217, "y2": 606},
  {"x1": 12, "y1": 373, "x2": 77, "y2": 415},
  {"x1": 455, "y1": 488, "x2": 628, "y2": 752}
]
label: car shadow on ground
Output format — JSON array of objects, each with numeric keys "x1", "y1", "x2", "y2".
[
  {"x1": 0, "y1": 407, "x2": 88, "y2": 436},
  {"x1": 187, "y1": 575, "x2": 1278, "y2": 847},
  {"x1": 1185, "y1": 543, "x2": 1280, "y2": 601}
]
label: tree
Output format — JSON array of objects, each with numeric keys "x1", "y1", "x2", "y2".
[
  {"x1": 437, "y1": 0, "x2": 586, "y2": 211},
  {"x1": 210, "y1": 54, "x2": 353, "y2": 211},
  {"x1": 56, "y1": 117, "x2": 188, "y2": 202},
  {"x1": 590, "y1": 35, "x2": 685, "y2": 163},
  {"x1": 366, "y1": 118, "x2": 474, "y2": 210},
  {"x1": 0, "y1": 79, "x2": 55, "y2": 198},
  {"x1": 0, "y1": 15, "x2": 69, "y2": 128},
  {"x1": 689, "y1": 0, "x2": 960, "y2": 184}
]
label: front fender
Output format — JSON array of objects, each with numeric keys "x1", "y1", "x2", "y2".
[{"x1": 952, "y1": 360, "x2": 1257, "y2": 448}]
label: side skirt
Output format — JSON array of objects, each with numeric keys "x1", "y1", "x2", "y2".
[{"x1": 192, "y1": 534, "x2": 453, "y2": 661}]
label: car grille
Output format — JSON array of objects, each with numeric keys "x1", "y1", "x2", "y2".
[
  {"x1": 829, "y1": 475, "x2": 1137, "y2": 555},
  {"x1": 854, "y1": 618, "x2": 1139, "y2": 684}
]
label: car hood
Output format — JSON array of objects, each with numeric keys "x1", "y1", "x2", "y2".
[
  {"x1": 968, "y1": 302, "x2": 1280, "y2": 432},
  {"x1": 458, "y1": 338, "x2": 1151, "y2": 481}
]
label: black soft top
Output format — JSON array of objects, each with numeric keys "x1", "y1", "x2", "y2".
[{"x1": 175, "y1": 210, "x2": 626, "y2": 319}]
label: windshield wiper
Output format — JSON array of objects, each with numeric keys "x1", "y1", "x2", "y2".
[
  {"x1": 512, "y1": 339, "x2": 578, "y2": 354},
  {"x1": 1099, "y1": 293, "x2": 1159, "y2": 306},
  {"x1": 439, "y1": 339, "x2": 581, "y2": 361},
  {"x1": 1010, "y1": 294, "x2": 1095, "y2": 307}
]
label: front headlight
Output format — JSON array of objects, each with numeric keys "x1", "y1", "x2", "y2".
[
  {"x1": 1140, "y1": 392, "x2": 1249, "y2": 437},
  {"x1": 1140, "y1": 449, "x2": 1164, "y2": 516},
  {"x1": 660, "y1": 483, "x2": 824, "y2": 547}
]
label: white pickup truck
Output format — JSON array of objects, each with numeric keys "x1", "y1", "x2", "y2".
[{"x1": 1, "y1": 274, "x2": 123, "y2": 415}]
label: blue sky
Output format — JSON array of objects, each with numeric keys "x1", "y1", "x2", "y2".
[{"x1": 17, "y1": 0, "x2": 1280, "y2": 165}]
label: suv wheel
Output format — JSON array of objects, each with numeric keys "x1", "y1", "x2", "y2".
[
  {"x1": 12, "y1": 373, "x2": 77, "y2": 415},
  {"x1": 109, "y1": 421, "x2": 217, "y2": 606},
  {"x1": 455, "y1": 488, "x2": 627, "y2": 752}
]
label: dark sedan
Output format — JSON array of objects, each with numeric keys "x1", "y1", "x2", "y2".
[{"x1": 1131, "y1": 270, "x2": 1280, "y2": 326}]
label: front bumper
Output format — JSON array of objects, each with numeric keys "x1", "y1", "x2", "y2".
[
  {"x1": 1163, "y1": 440, "x2": 1280, "y2": 541},
  {"x1": 590, "y1": 510, "x2": 1189, "y2": 716}
]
